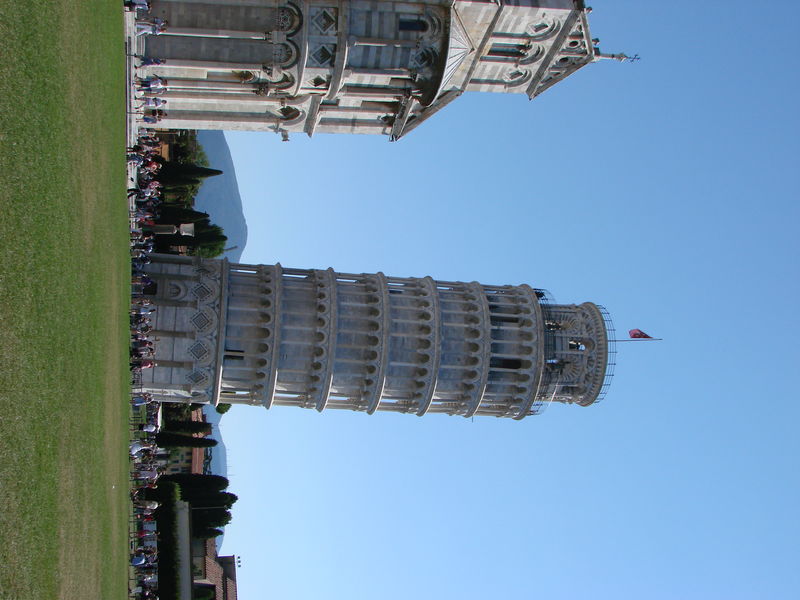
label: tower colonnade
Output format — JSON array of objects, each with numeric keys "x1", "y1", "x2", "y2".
[{"x1": 140, "y1": 255, "x2": 613, "y2": 419}]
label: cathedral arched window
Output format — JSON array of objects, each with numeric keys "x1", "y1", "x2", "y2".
[
  {"x1": 503, "y1": 68, "x2": 532, "y2": 88},
  {"x1": 526, "y1": 19, "x2": 560, "y2": 41},
  {"x1": 399, "y1": 18, "x2": 428, "y2": 32},
  {"x1": 519, "y1": 44, "x2": 545, "y2": 65},
  {"x1": 488, "y1": 43, "x2": 526, "y2": 59}
]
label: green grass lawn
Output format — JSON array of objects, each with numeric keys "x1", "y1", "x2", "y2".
[{"x1": 0, "y1": 2, "x2": 131, "y2": 599}]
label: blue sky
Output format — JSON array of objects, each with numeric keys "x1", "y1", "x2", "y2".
[{"x1": 214, "y1": 2, "x2": 800, "y2": 598}]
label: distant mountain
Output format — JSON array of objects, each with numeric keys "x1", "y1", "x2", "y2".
[{"x1": 193, "y1": 131, "x2": 248, "y2": 263}]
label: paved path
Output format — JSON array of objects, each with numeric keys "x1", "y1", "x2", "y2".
[{"x1": 124, "y1": 9, "x2": 142, "y2": 224}]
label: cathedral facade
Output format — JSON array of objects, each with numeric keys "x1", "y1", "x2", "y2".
[
  {"x1": 139, "y1": 254, "x2": 615, "y2": 419},
  {"x1": 139, "y1": 0, "x2": 600, "y2": 139}
]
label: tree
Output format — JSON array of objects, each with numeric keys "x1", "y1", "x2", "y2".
[
  {"x1": 160, "y1": 163, "x2": 223, "y2": 180},
  {"x1": 190, "y1": 224, "x2": 228, "y2": 245},
  {"x1": 193, "y1": 585, "x2": 216, "y2": 600},
  {"x1": 157, "y1": 206, "x2": 211, "y2": 224},
  {"x1": 215, "y1": 403, "x2": 232, "y2": 415},
  {"x1": 155, "y1": 432, "x2": 218, "y2": 448},
  {"x1": 192, "y1": 240, "x2": 227, "y2": 258},
  {"x1": 161, "y1": 402, "x2": 197, "y2": 422},
  {"x1": 154, "y1": 219, "x2": 228, "y2": 256},
  {"x1": 159, "y1": 175, "x2": 204, "y2": 189},
  {"x1": 163, "y1": 420, "x2": 213, "y2": 436},
  {"x1": 160, "y1": 473, "x2": 230, "y2": 492},
  {"x1": 193, "y1": 527, "x2": 224, "y2": 540},
  {"x1": 157, "y1": 163, "x2": 222, "y2": 188},
  {"x1": 191, "y1": 507, "x2": 231, "y2": 530},
  {"x1": 152, "y1": 482, "x2": 182, "y2": 600},
  {"x1": 181, "y1": 490, "x2": 238, "y2": 508}
]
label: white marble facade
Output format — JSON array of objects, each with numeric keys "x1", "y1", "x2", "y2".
[
  {"x1": 139, "y1": 0, "x2": 599, "y2": 139},
  {"x1": 140, "y1": 254, "x2": 614, "y2": 419}
]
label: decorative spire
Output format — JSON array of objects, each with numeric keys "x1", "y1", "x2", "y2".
[{"x1": 594, "y1": 51, "x2": 640, "y2": 63}]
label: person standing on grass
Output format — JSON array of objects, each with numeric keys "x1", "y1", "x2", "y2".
[
  {"x1": 135, "y1": 19, "x2": 167, "y2": 36},
  {"x1": 136, "y1": 76, "x2": 166, "y2": 92},
  {"x1": 138, "y1": 97, "x2": 167, "y2": 109}
]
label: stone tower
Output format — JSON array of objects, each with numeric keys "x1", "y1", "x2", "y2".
[
  {"x1": 139, "y1": 254, "x2": 615, "y2": 419},
  {"x1": 138, "y1": 0, "x2": 604, "y2": 139}
]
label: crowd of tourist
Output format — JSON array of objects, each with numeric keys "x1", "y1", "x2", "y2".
[
  {"x1": 126, "y1": 9, "x2": 224, "y2": 594},
  {"x1": 124, "y1": 5, "x2": 202, "y2": 597},
  {"x1": 127, "y1": 128, "x2": 167, "y2": 599},
  {"x1": 128, "y1": 1, "x2": 171, "y2": 124},
  {"x1": 128, "y1": 403, "x2": 163, "y2": 599},
  {"x1": 128, "y1": 129, "x2": 163, "y2": 385}
]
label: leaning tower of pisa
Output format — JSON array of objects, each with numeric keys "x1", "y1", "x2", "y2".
[{"x1": 139, "y1": 255, "x2": 614, "y2": 419}]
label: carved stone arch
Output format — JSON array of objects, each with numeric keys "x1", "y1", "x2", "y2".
[
  {"x1": 526, "y1": 18, "x2": 562, "y2": 41},
  {"x1": 519, "y1": 44, "x2": 545, "y2": 66},
  {"x1": 283, "y1": 94, "x2": 310, "y2": 106},
  {"x1": 398, "y1": 9, "x2": 444, "y2": 40},
  {"x1": 276, "y1": 4, "x2": 302, "y2": 35},
  {"x1": 419, "y1": 10, "x2": 444, "y2": 39},
  {"x1": 553, "y1": 55, "x2": 584, "y2": 70},
  {"x1": 504, "y1": 68, "x2": 533, "y2": 88},
  {"x1": 254, "y1": 74, "x2": 295, "y2": 96},
  {"x1": 167, "y1": 282, "x2": 186, "y2": 299},
  {"x1": 270, "y1": 41, "x2": 300, "y2": 68},
  {"x1": 565, "y1": 38, "x2": 587, "y2": 52}
]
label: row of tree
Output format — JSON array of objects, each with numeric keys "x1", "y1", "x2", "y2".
[
  {"x1": 153, "y1": 203, "x2": 228, "y2": 258},
  {"x1": 153, "y1": 416, "x2": 236, "y2": 537},
  {"x1": 154, "y1": 415, "x2": 216, "y2": 448},
  {"x1": 160, "y1": 473, "x2": 237, "y2": 538},
  {"x1": 151, "y1": 161, "x2": 229, "y2": 258},
  {"x1": 148, "y1": 129, "x2": 229, "y2": 259}
]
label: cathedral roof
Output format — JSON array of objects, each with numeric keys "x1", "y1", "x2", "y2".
[{"x1": 421, "y1": 7, "x2": 474, "y2": 107}]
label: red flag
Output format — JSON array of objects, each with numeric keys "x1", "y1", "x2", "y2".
[{"x1": 629, "y1": 329, "x2": 653, "y2": 339}]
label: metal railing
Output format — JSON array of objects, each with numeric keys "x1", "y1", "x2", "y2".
[
  {"x1": 532, "y1": 287, "x2": 557, "y2": 306},
  {"x1": 594, "y1": 304, "x2": 616, "y2": 404}
]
